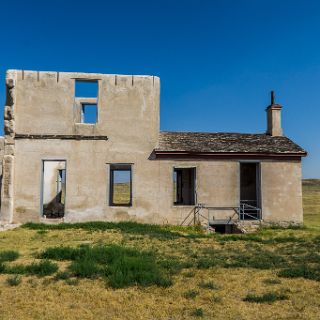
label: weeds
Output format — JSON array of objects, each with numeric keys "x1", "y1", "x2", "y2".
[
  {"x1": 25, "y1": 260, "x2": 58, "y2": 277},
  {"x1": 6, "y1": 275, "x2": 21, "y2": 286},
  {"x1": 198, "y1": 281, "x2": 219, "y2": 290},
  {"x1": 40, "y1": 244, "x2": 172, "y2": 288},
  {"x1": 191, "y1": 308, "x2": 204, "y2": 317},
  {"x1": 69, "y1": 260, "x2": 101, "y2": 279},
  {"x1": 0, "y1": 250, "x2": 19, "y2": 262},
  {"x1": 184, "y1": 271, "x2": 195, "y2": 278},
  {"x1": 183, "y1": 290, "x2": 199, "y2": 299},
  {"x1": 65, "y1": 278, "x2": 79, "y2": 286},
  {"x1": 55, "y1": 271, "x2": 70, "y2": 280},
  {"x1": 23, "y1": 221, "x2": 201, "y2": 239},
  {"x1": 278, "y1": 265, "x2": 320, "y2": 281},
  {"x1": 263, "y1": 278, "x2": 282, "y2": 285},
  {"x1": 243, "y1": 292, "x2": 288, "y2": 303}
]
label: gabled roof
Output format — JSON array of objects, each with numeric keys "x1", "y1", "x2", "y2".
[{"x1": 154, "y1": 131, "x2": 307, "y2": 159}]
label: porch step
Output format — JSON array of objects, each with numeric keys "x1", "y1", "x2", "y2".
[
  {"x1": 235, "y1": 220, "x2": 262, "y2": 233},
  {"x1": 209, "y1": 219, "x2": 235, "y2": 225}
]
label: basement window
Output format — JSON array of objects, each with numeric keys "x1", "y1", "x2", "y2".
[
  {"x1": 173, "y1": 167, "x2": 196, "y2": 205},
  {"x1": 81, "y1": 104, "x2": 97, "y2": 124},
  {"x1": 109, "y1": 164, "x2": 132, "y2": 206}
]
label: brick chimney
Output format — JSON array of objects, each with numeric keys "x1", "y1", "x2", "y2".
[{"x1": 266, "y1": 91, "x2": 283, "y2": 136}]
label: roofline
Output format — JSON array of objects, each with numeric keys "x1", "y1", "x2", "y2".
[
  {"x1": 6, "y1": 69, "x2": 159, "y2": 79},
  {"x1": 152, "y1": 150, "x2": 307, "y2": 160}
]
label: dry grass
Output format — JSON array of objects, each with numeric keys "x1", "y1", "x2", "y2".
[
  {"x1": 112, "y1": 183, "x2": 130, "y2": 205},
  {"x1": 0, "y1": 180, "x2": 318, "y2": 319}
]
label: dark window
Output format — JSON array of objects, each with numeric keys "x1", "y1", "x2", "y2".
[
  {"x1": 75, "y1": 80, "x2": 98, "y2": 98},
  {"x1": 109, "y1": 164, "x2": 132, "y2": 206},
  {"x1": 173, "y1": 167, "x2": 196, "y2": 205},
  {"x1": 81, "y1": 103, "x2": 97, "y2": 123}
]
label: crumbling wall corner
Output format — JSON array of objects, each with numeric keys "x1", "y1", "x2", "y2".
[{"x1": 0, "y1": 70, "x2": 17, "y2": 224}]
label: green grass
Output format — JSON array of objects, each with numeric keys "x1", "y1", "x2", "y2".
[
  {"x1": 0, "y1": 250, "x2": 19, "y2": 262},
  {"x1": 278, "y1": 265, "x2": 320, "y2": 281},
  {"x1": 24, "y1": 260, "x2": 59, "y2": 277},
  {"x1": 243, "y1": 292, "x2": 289, "y2": 303},
  {"x1": 191, "y1": 308, "x2": 204, "y2": 317},
  {"x1": 69, "y1": 259, "x2": 101, "y2": 279},
  {"x1": 39, "y1": 244, "x2": 172, "y2": 288}
]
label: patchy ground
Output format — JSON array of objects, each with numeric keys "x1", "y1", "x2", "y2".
[{"x1": 0, "y1": 180, "x2": 319, "y2": 320}]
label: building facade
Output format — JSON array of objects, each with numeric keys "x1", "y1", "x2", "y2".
[{"x1": 0, "y1": 70, "x2": 307, "y2": 226}]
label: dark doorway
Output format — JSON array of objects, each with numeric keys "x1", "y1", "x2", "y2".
[
  {"x1": 240, "y1": 162, "x2": 261, "y2": 219},
  {"x1": 173, "y1": 168, "x2": 196, "y2": 205}
]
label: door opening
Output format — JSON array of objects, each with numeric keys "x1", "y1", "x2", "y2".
[
  {"x1": 41, "y1": 160, "x2": 66, "y2": 218},
  {"x1": 240, "y1": 162, "x2": 261, "y2": 219}
]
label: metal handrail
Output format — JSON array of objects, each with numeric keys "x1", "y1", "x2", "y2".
[{"x1": 180, "y1": 202, "x2": 262, "y2": 226}]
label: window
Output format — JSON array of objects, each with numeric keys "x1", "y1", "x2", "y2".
[
  {"x1": 173, "y1": 167, "x2": 196, "y2": 205},
  {"x1": 74, "y1": 80, "x2": 98, "y2": 124},
  {"x1": 109, "y1": 164, "x2": 132, "y2": 206},
  {"x1": 81, "y1": 103, "x2": 97, "y2": 124},
  {"x1": 75, "y1": 80, "x2": 98, "y2": 98}
]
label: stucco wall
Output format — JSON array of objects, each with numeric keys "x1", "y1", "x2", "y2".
[
  {"x1": 261, "y1": 161, "x2": 303, "y2": 223},
  {"x1": 12, "y1": 143, "x2": 303, "y2": 225},
  {"x1": 14, "y1": 71, "x2": 160, "y2": 150},
  {"x1": 1, "y1": 70, "x2": 304, "y2": 225}
]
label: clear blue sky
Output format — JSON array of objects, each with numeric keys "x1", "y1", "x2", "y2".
[{"x1": 0, "y1": 0, "x2": 319, "y2": 178}]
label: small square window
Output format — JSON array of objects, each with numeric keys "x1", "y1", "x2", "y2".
[
  {"x1": 109, "y1": 164, "x2": 132, "y2": 206},
  {"x1": 81, "y1": 104, "x2": 97, "y2": 124},
  {"x1": 75, "y1": 80, "x2": 98, "y2": 98}
]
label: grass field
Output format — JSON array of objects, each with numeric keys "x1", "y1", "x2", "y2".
[{"x1": 0, "y1": 180, "x2": 319, "y2": 319}]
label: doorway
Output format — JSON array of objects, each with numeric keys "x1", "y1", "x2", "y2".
[
  {"x1": 240, "y1": 162, "x2": 261, "y2": 219},
  {"x1": 41, "y1": 160, "x2": 66, "y2": 218}
]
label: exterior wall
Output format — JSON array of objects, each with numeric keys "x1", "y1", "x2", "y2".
[
  {"x1": 261, "y1": 161, "x2": 303, "y2": 224},
  {"x1": 14, "y1": 70, "x2": 160, "y2": 147},
  {"x1": 0, "y1": 69, "x2": 304, "y2": 225},
  {"x1": 12, "y1": 141, "x2": 241, "y2": 224},
  {"x1": 12, "y1": 145, "x2": 303, "y2": 225}
]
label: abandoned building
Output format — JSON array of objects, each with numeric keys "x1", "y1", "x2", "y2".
[{"x1": 0, "y1": 70, "x2": 307, "y2": 229}]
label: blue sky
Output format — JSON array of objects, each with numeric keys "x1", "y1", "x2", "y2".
[{"x1": 0, "y1": 0, "x2": 319, "y2": 178}]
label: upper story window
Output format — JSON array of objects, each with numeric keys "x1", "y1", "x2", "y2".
[
  {"x1": 81, "y1": 103, "x2": 97, "y2": 124},
  {"x1": 74, "y1": 80, "x2": 98, "y2": 124},
  {"x1": 75, "y1": 80, "x2": 98, "y2": 98}
]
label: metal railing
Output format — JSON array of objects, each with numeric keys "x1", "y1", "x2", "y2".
[
  {"x1": 180, "y1": 202, "x2": 262, "y2": 226},
  {"x1": 239, "y1": 200, "x2": 262, "y2": 220}
]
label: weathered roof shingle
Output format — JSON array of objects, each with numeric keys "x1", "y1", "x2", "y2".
[{"x1": 156, "y1": 131, "x2": 306, "y2": 155}]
